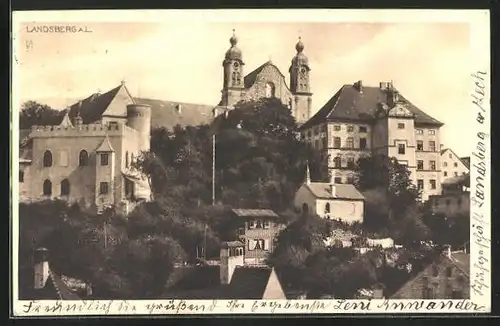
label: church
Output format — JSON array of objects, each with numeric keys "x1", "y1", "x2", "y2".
[{"x1": 213, "y1": 30, "x2": 313, "y2": 125}]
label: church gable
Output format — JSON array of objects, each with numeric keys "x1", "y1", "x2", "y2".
[{"x1": 243, "y1": 62, "x2": 292, "y2": 106}]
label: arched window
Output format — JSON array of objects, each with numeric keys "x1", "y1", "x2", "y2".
[
  {"x1": 43, "y1": 150, "x2": 53, "y2": 167},
  {"x1": 60, "y1": 179, "x2": 70, "y2": 196},
  {"x1": 125, "y1": 151, "x2": 129, "y2": 168},
  {"x1": 265, "y1": 82, "x2": 276, "y2": 98},
  {"x1": 302, "y1": 203, "x2": 309, "y2": 214},
  {"x1": 325, "y1": 202, "x2": 331, "y2": 213},
  {"x1": 130, "y1": 153, "x2": 135, "y2": 166},
  {"x1": 79, "y1": 150, "x2": 89, "y2": 166},
  {"x1": 43, "y1": 179, "x2": 52, "y2": 196}
]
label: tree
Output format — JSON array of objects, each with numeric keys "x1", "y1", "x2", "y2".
[
  {"x1": 268, "y1": 213, "x2": 332, "y2": 290},
  {"x1": 19, "y1": 101, "x2": 64, "y2": 129},
  {"x1": 355, "y1": 154, "x2": 427, "y2": 242},
  {"x1": 132, "y1": 151, "x2": 171, "y2": 200}
]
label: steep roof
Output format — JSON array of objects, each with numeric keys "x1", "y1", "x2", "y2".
[
  {"x1": 305, "y1": 182, "x2": 365, "y2": 200},
  {"x1": 244, "y1": 61, "x2": 291, "y2": 91},
  {"x1": 164, "y1": 265, "x2": 280, "y2": 299},
  {"x1": 95, "y1": 135, "x2": 115, "y2": 152},
  {"x1": 18, "y1": 266, "x2": 80, "y2": 300},
  {"x1": 134, "y1": 97, "x2": 214, "y2": 130},
  {"x1": 300, "y1": 83, "x2": 443, "y2": 130},
  {"x1": 67, "y1": 84, "x2": 130, "y2": 124},
  {"x1": 232, "y1": 208, "x2": 279, "y2": 218},
  {"x1": 448, "y1": 251, "x2": 470, "y2": 277},
  {"x1": 389, "y1": 251, "x2": 469, "y2": 298},
  {"x1": 460, "y1": 156, "x2": 471, "y2": 169}
]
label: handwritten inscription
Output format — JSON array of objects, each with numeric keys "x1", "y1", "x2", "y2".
[
  {"x1": 470, "y1": 70, "x2": 490, "y2": 300},
  {"x1": 18, "y1": 299, "x2": 486, "y2": 315}
]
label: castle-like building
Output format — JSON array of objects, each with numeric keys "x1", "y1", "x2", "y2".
[
  {"x1": 213, "y1": 30, "x2": 313, "y2": 125},
  {"x1": 18, "y1": 82, "x2": 152, "y2": 214},
  {"x1": 299, "y1": 80, "x2": 444, "y2": 202}
]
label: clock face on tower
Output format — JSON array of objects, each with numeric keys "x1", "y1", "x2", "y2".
[
  {"x1": 233, "y1": 62, "x2": 239, "y2": 69},
  {"x1": 300, "y1": 67, "x2": 306, "y2": 74}
]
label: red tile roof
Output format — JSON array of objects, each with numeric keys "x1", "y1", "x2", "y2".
[{"x1": 300, "y1": 83, "x2": 443, "y2": 130}]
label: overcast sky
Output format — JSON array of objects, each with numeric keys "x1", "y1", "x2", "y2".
[{"x1": 15, "y1": 20, "x2": 473, "y2": 156}]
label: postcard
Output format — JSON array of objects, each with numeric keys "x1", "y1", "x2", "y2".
[{"x1": 11, "y1": 9, "x2": 491, "y2": 316}]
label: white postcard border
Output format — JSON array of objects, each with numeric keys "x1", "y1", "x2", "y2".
[{"x1": 11, "y1": 9, "x2": 491, "y2": 316}]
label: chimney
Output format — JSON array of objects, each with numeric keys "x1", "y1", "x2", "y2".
[
  {"x1": 220, "y1": 242, "x2": 244, "y2": 285},
  {"x1": 330, "y1": 184, "x2": 336, "y2": 197},
  {"x1": 355, "y1": 80, "x2": 363, "y2": 93},
  {"x1": 34, "y1": 248, "x2": 50, "y2": 289},
  {"x1": 379, "y1": 82, "x2": 388, "y2": 89},
  {"x1": 444, "y1": 245, "x2": 452, "y2": 259},
  {"x1": 175, "y1": 104, "x2": 182, "y2": 114}
]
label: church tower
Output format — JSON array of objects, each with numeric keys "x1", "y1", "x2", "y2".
[
  {"x1": 289, "y1": 37, "x2": 312, "y2": 125},
  {"x1": 220, "y1": 30, "x2": 245, "y2": 109}
]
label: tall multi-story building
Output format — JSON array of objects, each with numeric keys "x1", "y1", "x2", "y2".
[
  {"x1": 299, "y1": 81, "x2": 444, "y2": 202},
  {"x1": 213, "y1": 30, "x2": 313, "y2": 125},
  {"x1": 18, "y1": 82, "x2": 152, "y2": 214}
]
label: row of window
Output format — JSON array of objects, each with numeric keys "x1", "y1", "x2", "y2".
[
  {"x1": 42, "y1": 150, "x2": 109, "y2": 167},
  {"x1": 332, "y1": 137, "x2": 367, "y2": 150},
  {"x1": 436, "y1": 197, "x2": 464, "y2": 206},
  {"x1": 443, "y1": 161, "x2": 459, "y2": 167},
  {"x1": 332, "y1": 156, "x2": 356, "y2": 169},
  {"x1": 443, "y1": 171, "x2": 466, "y2": 177},
  {"x1": 417, "y1": 179, "x2": 437, "y2": 190},
  {"x1": 248, "y1": 219, "x2": 271, "y2": 229},
  {"x1": 247, "y1": 239, "x2": 270, "y2": 251},
  {"x1": 42, "y1": 149, "x2": 136, "y2": 168},
  {"x1": 334, "y1": 176, "x2": 355, "y2": 184},
  {"x1": 416, "y1": 140, "x2": 437, "y2": 152},
  {"x1": 417, "y1": 160, "x2": 437, "y2": 171},
  {"x1": 416, "y1": 129, "x2": 436, "y2": 135},
  {"x1": 333, "y1": 125, "x2": 368, "y2": 133},
  {"x1": 42, "y1": 179, "x2": 109, "y2": 196}
]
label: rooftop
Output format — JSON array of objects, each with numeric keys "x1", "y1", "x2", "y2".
[
  {"x1": 305, "y1": 182, "x2": 365, "y2": 200},
  {"x1": 164, "y1": 265, "x2": 280, "y2": 299},
  {"x1": 300, "y1": 82, "x2": 443, "y2": 130},
  {"x1": 232, "y1": 208, "x2": 279, "y2": 218}
]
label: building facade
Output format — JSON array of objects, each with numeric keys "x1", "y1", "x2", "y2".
[
  {"x1": 18, "y1": 82, "x2": 151, "y2": 214},
  {"x1": 429, "y1": 173, "x2": 470, "y2": 217},
  {"x1": 390, "y1": 250, "x2": 470, "y2": 299},
  {"x1": 213, "y1": 31, "x2": 313, "y2": 125},
  {"x1": 232, "y1": 209, "x2": 284, "y2": 264},
  {"x1": 294, "y1": 166, "x2": 365, "y2": 224},
  {"x1": 300, "y1": 81, "x2": 444, "y2": 202},
  {"x1": 440, "y1": 148, "x2": 470, "y2": 180}
]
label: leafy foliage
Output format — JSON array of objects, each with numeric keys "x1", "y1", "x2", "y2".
[{"x1": 19, "y1": 101, "x2": 64, "y2": 129}]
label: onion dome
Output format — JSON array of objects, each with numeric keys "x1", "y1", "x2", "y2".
[
  {"x1": 291, "y1": 36, "x2": 309, "y2": 67},
  {"x1": 225, "y1": 29, "x2": 242, "y2": 61}
]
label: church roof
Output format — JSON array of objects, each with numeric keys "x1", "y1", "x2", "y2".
[
  {"x1": 300, "y1": 83, "x2": 443, "y2": 130},
  {"x1": 305, "y1": 182, "x2": 365, "y2": 201},
  {"x1": 96, "y1": 135, "x2": 115, "y2": 152},
  {"x1": 244, "y1": 61, "x2": 289, "y2": 90},
  {"x1": 134, "y1": 98, "x2": 213, "y2": 130}
]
